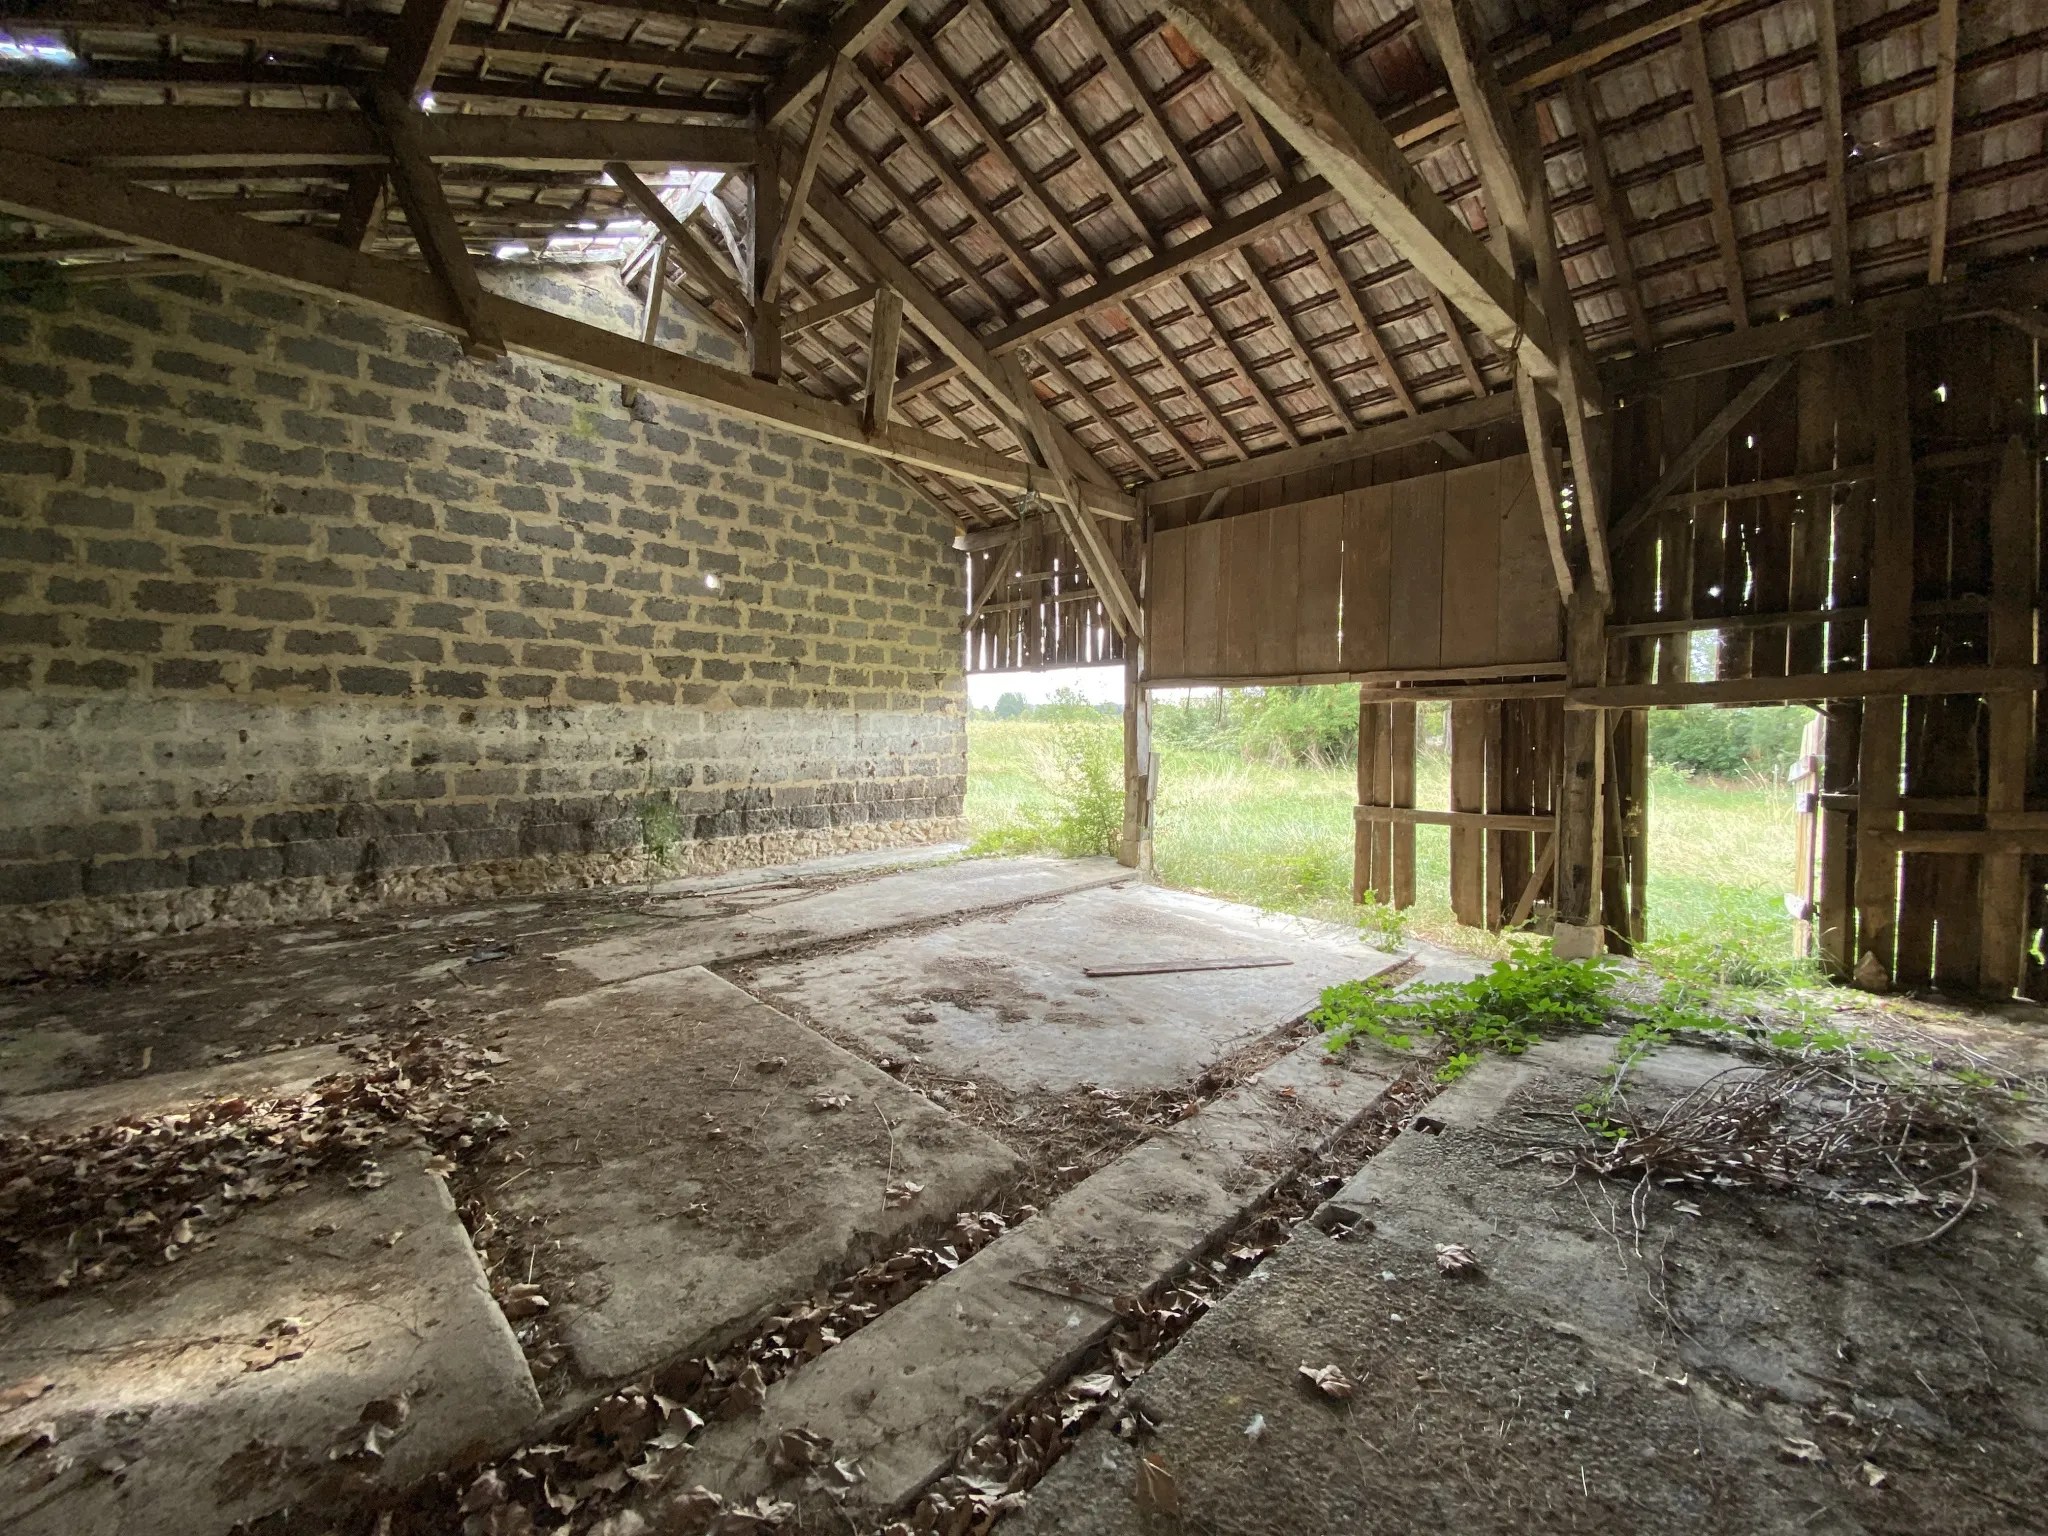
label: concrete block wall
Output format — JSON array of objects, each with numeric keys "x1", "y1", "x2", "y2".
[{"x1": 0, "y1": 262, "x2": 967, "y2": 956}]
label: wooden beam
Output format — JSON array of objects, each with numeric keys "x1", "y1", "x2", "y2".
[
  {"x1": 983, "y1": 180, "x2": 1342, "y2": 353},
  {"x1": 763, "y1": 0, "x2": 910, "y2": 129},
  {"x1": 1679, "y1": 20, "x2": 1748, "y2": 330},
  {"x1": 1603, "y1": 266, "x2": 2048, "y2": 394},
  {"x1": 1926, "y1": 0, "x2": 1960, "y2": 283},
  {"x1": 1413, "y1": 0, "x2": 1534, "y2": 261},
  {"x1": 747, "y1": 136, "x2": 785, "y2": 381},
  {"x1": 333, "y1": 165, "x2": 388, "y2": 252},
  {"x1": 0, "y1": 144, "x2": 1137, "y2": 519},
  {"x1": 368, "y1": 89, "x2": 503, "y2": 359},
  {"x1": 785, "y1": 282, "x2": 876, "y2": 336},
  {"x1": 1002, "y1": 358, "x2": 1143, "y2": 637},
  {"x1": 1152, "y1": 0, "x2": 1556, "y2": 376},
  {"x1": 1980, "y1": 437, "x2": 2035, "y2": 993},
  {"x1": 380, "y1": 0, "x2": 465, "y2": 101},
  {"x1": 16, "y1": 107, "x2": 761, "y2": 170},
  {"x1": 1138, "y1": 388, "x2": 1520, "y2": 506},
  {"x1": 606, "y1": 162, "x2": 753, "y2": 322},
  {"x1": 1354, "y1": 807, "x2": 1557, "y2": 832},
  {"x1": 1384, "y1": 0, "x2": 1746, "y2": 146},
  {"x1": 1563, "y1": 74, "x2": 1653, "y2": 351},
  {"x1": 1809, "y1": 0, "x2": 1853, "y2": 306},
  {"x1": 1515, "y1": 371, "x2": 1576, "y2": 601},
  {"x1": 799, "y1": 173, "x2": 1018, "y2": 423},
  {"x1": 1062, "y1": 0, "x2": 1213, "y2": 221},
  {"x1": 1566, "y1": 666, "x2": 2044, "y2": 709},
  {"x1": 622, "y1": 238, "x2": 670, "y2": 407},
  {"x1": 766, "y1": 54, "x2": 848, "y2": 307},
  {"x1": 1612, "y1": 354, "x2": 1795, "y2": 545},
  {"x1": 1429, "y1": 289, "x2": 1486, "y2": 396},
  {"x1": 864, "y1": 286, "x2": 903, "y2": 434}
]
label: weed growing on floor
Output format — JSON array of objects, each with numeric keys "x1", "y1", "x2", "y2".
[{"x1": 1314, "y1": 952, "x2": 1620, "y2": 1081}]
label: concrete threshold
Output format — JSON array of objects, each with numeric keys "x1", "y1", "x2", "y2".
[{"x1": 682, "y1": 1033, "x2": 1400, "y2": 1517}]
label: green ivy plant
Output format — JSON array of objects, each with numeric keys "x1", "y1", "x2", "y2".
[{"x1": 1313, "y1": 953, "x2": 1620, "y2": 1081}]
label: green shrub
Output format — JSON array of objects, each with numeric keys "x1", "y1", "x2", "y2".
[
  {"x1": 1648, "y1": 704, "x2": 1812, "y2": 777},
  {"x1": 1044, "y1": 705, "x2": 1124, "y2": 856}
]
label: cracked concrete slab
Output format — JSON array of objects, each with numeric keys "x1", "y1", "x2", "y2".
[
  {"x1": 0, "y1": 1148, "x2": 540, "y2": 1536},
  {"x1": 744, "y1": 885, "x2": 1405, "y2": 1093},
  {"x1": 684, "y1": 1035, "x2": 1399, "y2": 1516},
  {"x1": 482, "y1": 967, "x2": 1022, "y2": 1402},
  {"x1": 557, "y1": 856, "x2": 1131, "y2": 985},
  {"x1": 1010, "y1": 1038, "x2": 2048, "y2": 1535}
]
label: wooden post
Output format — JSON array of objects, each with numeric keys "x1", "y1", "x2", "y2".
[
  {"x1": 1980, "y1": 437, "x2": 2036, "y2": 995},
  {"x1": 1354, "y1": 698, "x2": 1384, "y2": 904},
  {"x1": 1450, "y1": 699, "x2": 1485, "y2": 928},
  {"x1": 1554, "y1": 588, "x2": 1607, "y2": 957},
  {"x1": 1390, "y1": 702, "x2": 1417, "y2": 909},
  {"x1": 864, "y1": 286, "x2": 903, "y2": 436},
  {"x1": 1120, "y1": 644, "x2": 1154, "y2": 872},
  {"x1": 746, "y1": 136, "x2": 784, "y2": 382},
  {"x1": 1853, "y1": 328, "x2": 1914, "y2": 989},
  {"x1": 621, "y1": 237, "x2": 669, "y2": 408}
]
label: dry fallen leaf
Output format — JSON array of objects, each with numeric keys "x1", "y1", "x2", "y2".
[
  {"x1": 884, "y1": 1180, "x2": 924, "y2": 1208},
  {"x1": 1860, "y1": 1461, "x2": 1888, "y2": 1488},
  {"x1": 1298, "y1": 1363, "x2": 1355, "y2": 1400},
  {"x1": 811, "y1": 1093, "x2": 852, "y2": 1112},
  {"x1": 0, "y1": 1377, "x2": 55, "y2": 1412},
  {"x1": 501, "y1": 1285, "x2": 550, "y2": 1321},
  {"x1": 755, "y1": 1057, "x2": 788, "y2": 1074},
  {"x1": 1434, "y1": 1242, "x2": 1480, "y2": 1278},
  {"x1": 1136, "y1": 1454, "x2": 1181, "y2": 1515},
  {"x1": 1777, "y1": 1437, "x2": 1826, "y2": 1465}
]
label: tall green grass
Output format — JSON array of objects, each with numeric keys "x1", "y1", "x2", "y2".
[{"x1": 965, "y1": 719, "x2": 1803, "y2": 964}]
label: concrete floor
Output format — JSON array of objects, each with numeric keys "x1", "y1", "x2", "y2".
[
  {"x1": 0, "y1": 852, "x2": 1392, "y2": 1535},
  {"x1": 743, "y1": 884, "x2": 1404, "y2": 1093}
]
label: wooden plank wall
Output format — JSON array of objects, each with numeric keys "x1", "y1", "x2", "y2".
[
  {"x1": 1610, "y1": 316, "x2": 2042, "y2": 997},
  {"x1": 1148, "y1": 455, "x2": 1561, "y2": 685},
  {"x1": 963, "y1": 521, "x2": 1127, "y2": 673}
]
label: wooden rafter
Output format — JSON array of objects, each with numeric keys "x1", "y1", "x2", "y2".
[
  {"x1": 606, "y1": 162, "x2": 753, "y2": 322},
  {"x1": 766, "y1": 54, "x2": 851, "y2": 307},
  {"x1": 13, "y1": 108, "x2": 762, "y2": 170},
  {"x1": 1679, "y1": 19, "x2": 1749, "y2": 329},
  {"x1": 368, "y1": 87, "x2": 503, "y2": 358},
  {"x1": 1563, "y1": 74, "x2": 1653, "y2": 352},
  {"x1": 1153, "y1": 0, "x2": 1557, "y2": 378},
  {"x1": 1927, "y1": 0, "x2": 1960, "y2": 283},
  {"x1": 764, "y1": 0, "x2": 909, "y2": 129},
  {"x1": 1809, "y1": 0, "x2": 1854, "y2": 306}
]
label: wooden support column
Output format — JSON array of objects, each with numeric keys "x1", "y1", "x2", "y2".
[
  {"x1": 1121, "y1": 641, "x2": 1155, "y2": 872},
  {"x1": 1980, "y1": 437, "x2": 2036, "y2": 995},
  {"x1": 1354, "y1": 699, "x2": 1385, "y2": 905},
  {"x1": 1853, "y1": 329, "x2": 1913, "y2": 989},
  {"x1": 863, "y1": 285, "x2": 903, "y2": 435},
  {"x1": 334, "y1": 165, "x2": 388, "y2": 251},
  {"x1": 1553, "y1": 586, "x2": 1607, "y2": 957},
  {"x1": 746, "y1": 137, "x2": 784, "y2": 382},
  {"x1": 1449, "y1": 699, "x2": 1486, "y2": 928},
  {"x1": 622, "y1": 237, "x2": 669, "y2": 408}
]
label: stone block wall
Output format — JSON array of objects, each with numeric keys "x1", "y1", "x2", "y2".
[{"x1": 0, "y1": 262, "x2": 967, "y2": 956}]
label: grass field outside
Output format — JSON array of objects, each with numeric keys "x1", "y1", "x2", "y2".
[{"x1": 965, "y1": 716, "x2": 1806, "y2": 976}]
